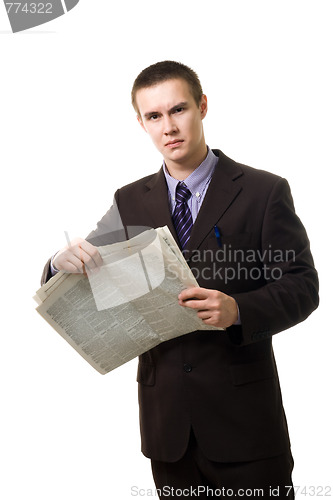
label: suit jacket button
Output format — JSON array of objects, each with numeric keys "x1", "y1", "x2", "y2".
[{"x1": 183, "y1": 363, "x2": 192, "y2": 373}]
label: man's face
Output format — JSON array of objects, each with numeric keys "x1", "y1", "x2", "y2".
[{"x1": 136, "y1": 78, "x2": 208, "y2": 174}]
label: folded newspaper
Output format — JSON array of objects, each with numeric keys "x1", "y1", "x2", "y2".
[{"x1": 34, "y1": 226, "x2": 222, "y2": 374}]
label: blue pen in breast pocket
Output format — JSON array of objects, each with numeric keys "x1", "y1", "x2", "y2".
[{"x1": 214, "y1": 225, "x2": 222, "y2": 248}]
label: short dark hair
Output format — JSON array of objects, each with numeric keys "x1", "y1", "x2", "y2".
[{"x1": 131, "y1": 60, "x2": 203, "y2": 114}]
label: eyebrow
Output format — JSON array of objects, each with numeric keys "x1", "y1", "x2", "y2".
[
  {"x1": 169, "y1": 101, "x2": 188, "y2": 113},
  {"x1": 143, "y1": 101, "x2": 188, "y2": 119}
]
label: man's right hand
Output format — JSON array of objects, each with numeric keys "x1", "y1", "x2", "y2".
[{"x1": 52, "y1": 238, "x2": 103, "y2": 274}]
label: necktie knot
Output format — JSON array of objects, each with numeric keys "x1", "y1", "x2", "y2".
[{"x1": 175, "y1": 183, "x2": 191, "y2": 204}]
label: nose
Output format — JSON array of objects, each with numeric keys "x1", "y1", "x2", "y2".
[{"x1": 163, "y1": 115, "x2": 178, "y2": 135}]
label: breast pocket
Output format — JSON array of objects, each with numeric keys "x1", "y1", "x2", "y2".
[{"x1": 205, "y1": 230, "x2": 255, "y2": 251}]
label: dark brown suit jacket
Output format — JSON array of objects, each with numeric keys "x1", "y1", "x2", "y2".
[{"x1": 42, "y1": 150, "x2": 319, "y2": 463}]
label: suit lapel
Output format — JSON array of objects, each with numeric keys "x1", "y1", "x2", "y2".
[
  {"x1": 142, "y1": 168, "x2": 179, "y2": 243},
  {"x1": 142, "y1": 151, "x2": 244, "y2": 251},
  {"x1": 186, "y1": 151, "x2": 243, "y2": 252}
]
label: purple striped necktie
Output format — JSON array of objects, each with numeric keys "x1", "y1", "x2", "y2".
[{"x1": 172, "y1": 182, "x2": 193, "y2": 249}]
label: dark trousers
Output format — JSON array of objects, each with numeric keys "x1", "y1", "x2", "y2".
[{"x1": 151, "y1": 430, "x2": 294, "y2": 499}]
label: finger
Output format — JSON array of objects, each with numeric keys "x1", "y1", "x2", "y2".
[
  {"x1": 179, "y1": 299, "x2": 207, "y2": 310},
  {"x1": 178, "y1": 287, "x2": 207, "y2": 301},
  {"x1": 65, "y1": 239, "x2": 102, "y2": 270},
  {"x1": 78, "y1": 240, "x2": 103, "y2": 267},
  {"x1": 72, "y1": 245, "x2": 100, "y2": 271},
  {"x1": 64, "y1": 253, "x2": 88, "y2": 273},
  {"x1": 197, "y1": 310, "x2": 212, "y2": 320},
  {"x1": 61, "y1": 245, "x2": 94, "y2": 273},
  {"x1": 61, "y1": 260, "x2": 84, "y2": 274},
  {"x1": 68, "y1": 248, "x2": 93, "y2": 272},
  {"x1": 201, "y1": 318, "x2": 216, "y2": 326},
  {"x1": 74, "y1": 244, "x2": 100, "y2": 270}
]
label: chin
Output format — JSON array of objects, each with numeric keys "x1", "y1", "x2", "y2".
[
  {"x1": 167, "y1": 153, "x2": 187, "y2": 164},
  {"x1": 167, "y1": 146, "x2": 188, "y2": 158}
]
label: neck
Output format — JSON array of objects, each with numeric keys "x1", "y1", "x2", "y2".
[{"x1": 164, "y1": 143, "x2": 208, "y2": 180}]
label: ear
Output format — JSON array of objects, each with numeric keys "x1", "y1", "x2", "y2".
[
  {"x1": 137, "y1": 115, "x2": 147, "y2": 132},
  {"x1": 200, "y1": 94, "x2": 208, "y2": 119}
]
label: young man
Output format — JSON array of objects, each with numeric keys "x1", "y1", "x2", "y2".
[{"x1": 42, "y1": 61, "x2": 319, "y2": 499}]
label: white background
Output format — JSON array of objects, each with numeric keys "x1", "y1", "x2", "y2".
[{"x1": 0, "y1": 1, "x2": 332, "y2": 498}]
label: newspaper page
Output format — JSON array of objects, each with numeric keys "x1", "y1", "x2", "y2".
[{"x1": 35, "y1": 226, "x2": 223, "y2": 374}]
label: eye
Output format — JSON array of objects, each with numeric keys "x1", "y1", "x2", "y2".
[
  {"x1": 174, "y1": 107, "x2": 184, "y2": 114},
  {"x1": 148, "y1": 114, "x2": 159, "y2": 121}
]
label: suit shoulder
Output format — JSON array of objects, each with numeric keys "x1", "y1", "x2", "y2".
[
  {"x1": 214, "y1": 149, "x2": 285, "y2": 190},
  {"x1": 240, "y1": 162, "x2": 280, "y2": 179},
  {"x1": 239, "y1": 163, "x2": 287, "y2": 196},
  {"x1": 117, "y1": 171, "x2": 160, "y2": 196}
]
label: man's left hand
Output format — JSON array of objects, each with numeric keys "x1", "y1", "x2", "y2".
[{"x1": 178, "y1": 287, "x2": 238, "y2": 329}]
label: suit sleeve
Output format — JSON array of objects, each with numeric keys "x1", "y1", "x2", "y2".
[
  {"x1": 229, "y1": 177, "x2": 319, "y2": 346},
  {"x1": 85, "y1": 190, "x2": 127, "y2": 246},
  {"x1": 41, "y1": 257, "x2": 53, "y2": 286}
]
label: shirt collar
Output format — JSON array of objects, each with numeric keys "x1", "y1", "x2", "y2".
[{"x1": 162, "y1": 147, "x2": 218, "y2": 202}]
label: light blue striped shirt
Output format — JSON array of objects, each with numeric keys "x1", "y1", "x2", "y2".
[{"x1": 162, "y1": 147, "x2": 218, "y2": 222}]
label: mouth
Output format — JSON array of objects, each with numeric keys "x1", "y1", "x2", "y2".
[{"x1": 165, "y1": 139, "x2": 184, "y2": 148}]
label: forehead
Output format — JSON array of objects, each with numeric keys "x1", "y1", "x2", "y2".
[{"x1": 136, "y1": 78, "x2": 195, "y2": 115}]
